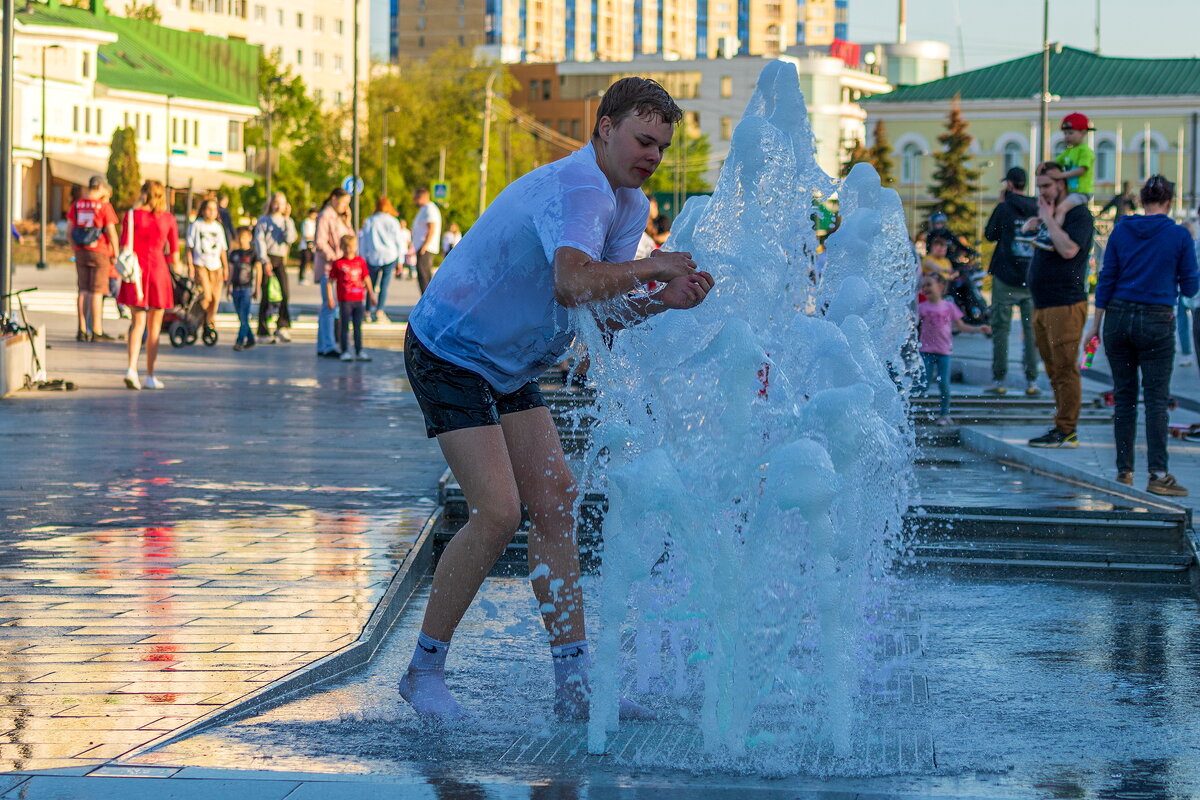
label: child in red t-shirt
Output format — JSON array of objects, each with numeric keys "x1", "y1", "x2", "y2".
[{"x1": 326, "y1": 233, "x2": 377, "y2": 361}]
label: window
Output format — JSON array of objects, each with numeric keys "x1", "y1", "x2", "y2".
[
  {"x1": 541, "y1": 79, "x2": 551, "y2": 100},
  {"x1": 181, "y1": 118, "x2": 187, "y2": 145},
  {"x1": 1095, "y1": 139, "x2": 1116, "y2": 184},
  {"x1": 1002, "y1": 141, "x2": 1023, "y2": 174},
  {"x1": 721, "y1": 116, "x2": 732, "y2": 140},
  {"x1": 276, "y1": 7, "x2": 284, "y2": 26},
  {"x1": 296, "y1": 49, "x2": 303, "y2": 66},
  {"x1": 417, "y1": 16, "x2": 425, "y2": 30},
  {"x1": 901, "y1": 143, "x2": 923, "y2": 184},
  {"x1": 193, "y1": 120, "x2": 199, "y2": 145},
  {"x1": 72, "y1": 106, "x2": 79, "y2": 132},
  {"x1": 172, "y1": 118, "x2": 178, "y2": 143},
  {"x1": 296, "y1": 11, "x2": 303, "y2": 27},
  {"x1": 571, "y1": 119, "x2": 580, "y2": 139},
  {"x1": 144, "y1": 114, "x2": 150, "y2": 140},
  {"x1": 335, "y1": 18, "x2": 344, "y2": 35},
  {"x1": 333, "y1": 54, "x2": 344, "y2": 73},
  {"x1": 1140, "y1": 139, "x2": 1161, "y2": 181},
  {"x1": 228, "y1": 120, "x2": 242, "y2": 152},
  {"x1": 720, "y1": 75, "x2": 732, "y2": 99},
  {"x1": 95, "y1": 108, "x2": 102, "y2": 133},
  {"x1": 335, "y1": 90, "x2": 344, "y2": 105},
  {"x1": 558, "y1": 119, "x2": 569, "y2": 135},
  {"x1": 124, "y1": 111, "x2": 129, "y2": 128},
  {"x1": 84, "y1": 107, "x2": 91, "y2": 134},
  {"x1": 529, "y1": 80, "x2": 538, "y2": 103},
  {"x1": 232, "y1": 0, "x2": 246, "y2": 17},
  {"x1": 314, "y1": 15, "x2": 324, "y2": 32},
  {"x1": 458, "y1": 15, "x2": 465, "y2": 27},
  {"x1": 81, "y1": 51, "x2": 90, "y2": 79},
  {"x1": 418, "y1": 35, "x2": 424, "y2": 48},
  {"x1": 253, "y1": 4, "x2": 264, "y2": 21},
  {"x1": 314, "y1": 51, "x2": 324, "y2": 69}
]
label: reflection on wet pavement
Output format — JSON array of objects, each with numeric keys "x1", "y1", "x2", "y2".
[{"x1": 0, "y1": 509, "x2": 434, "y2": 771}]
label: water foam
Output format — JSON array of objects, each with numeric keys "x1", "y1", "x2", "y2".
[{"x1": 570, "y1": 60, "x2": 919, "y2": 766}]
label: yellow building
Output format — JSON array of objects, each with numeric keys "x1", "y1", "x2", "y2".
[{"x1": 863, "y1": 47, "x2": 1200, "y2": 235}]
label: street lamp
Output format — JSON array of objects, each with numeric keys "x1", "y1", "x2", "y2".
[
  {"x1": 479, "y1": 68, "x2": 499, "y2": 218},
  {"x1": 262, "y1": 76, "x2": 282, "y2": 201},
  {"x1": 1, "y1": 0, "x2": 16, "y2": 318},
  {"x1": 351, "y1": 0, "x2": 361, "y2": 229},
  {"x1": 37, "y1": 44, "x2": 62, "y2": 271},
  {"x1": 381, "y1": 105, "x2": 399, "y2": 199}
]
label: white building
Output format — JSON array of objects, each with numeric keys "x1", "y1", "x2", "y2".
[
  {"x1": 13, "y1": 1, "x2": 260, "y2": 222},
  {"x1": 112, "y1": 0, "x2": 370, "y2": 109}
]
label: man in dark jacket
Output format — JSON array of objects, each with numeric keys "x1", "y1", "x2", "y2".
[
  {"x1": 1025, "y1": 162, "x2": 1095, "y2": 448},
  {"x1": 984, "y1": 167, "x2": 1041, "y2": 395}
]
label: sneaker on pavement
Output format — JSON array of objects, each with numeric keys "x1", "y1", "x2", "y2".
[
  {"x1": 276, "y1": 329, "x2": 291, "y2": 342},
  {"x1": 123, "y1": 370, "x2": 141, "y2": 390},
  {"x1": 143, "y1": 375, "x2": 165, "y2": 390},
  {"x1": 93, "y1": 332, "x2": 117, "y2": 342},
  {"x1": 355, "y1": 351, "x2": 372, "y2": 361},
  {"x1": 1116, "y1": 471, "x2": 1134, "y2": 486},
  {"x1": 340, "y1": 350, "x2": 354, "y2": 361},
  {"x1": 1028, "y1": 428, "x2": 1078, "y2": 448},
  {"x1": 76, "y1": 331, "x2": 91, "y2": 342},
  {"x1": 983, "y1": 382, "x2": 1008, "y2": 395},
  {"x1": 318, "y1": 350, "x2": 341, "y2": 359},
  {"x1": 934, "y1": 415, "x2": 954, "y2": 427},
  {"x1": 1025, "y1": 382, "x2": 1042, "y2": 396},
  {"x1": 376, "y1": 310, "x2": 390, "y2": 324},
  {"x1": 1180, "y1": 356, "x2": 1194, "y2": 367},
  {"x1": 1147, "y1": 473, "x2": 1188, "y2": 497},
  {"x1": 232, "y1": 342, "x2": 246, "y2": 352}
]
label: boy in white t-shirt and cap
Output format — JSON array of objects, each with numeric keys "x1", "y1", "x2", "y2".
[{"x1": 402, "y1": 77, "x2": 714, "y2": 722}]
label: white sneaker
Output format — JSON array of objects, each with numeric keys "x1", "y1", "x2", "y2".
[
  {"x1": 1180, "y1": 356, "x2": 1194, "y2": 367},
  {"x1": 275, "y1": 329, "x2": 291, "y2": 343},
  {"x1": 143, "y1": 375, "x2": 165, "y2": 390},
  {"x1": 123, "y1": 370, "x2": 140, "y2": 390},
  {"x1": 983, "y1": 382, "x2": 1008, "y2": 395},
  {"x1": 376, "y1": 310, "x2": 390, "y2": 324},
  {"x1": 340, "y1": 350, "x2": 354, "y2": 361},
  {"x1": 355, "y1": 350, "x2": 372, "y2": 361}
]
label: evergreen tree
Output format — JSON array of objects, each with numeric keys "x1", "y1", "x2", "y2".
[
  {"x1": 927, "y1": 96, "x2": 980, "y2": 235},
  {"x1": 839, "y1": 138, "x2": 872, "y2": 179},
  {"x1": 868, "y1": 119, "x2": 896, "y2": 186},
  {"x1": 106, "y1": 126, "x2": 140, "y2": 211}
]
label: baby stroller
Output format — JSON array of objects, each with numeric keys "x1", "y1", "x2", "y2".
[{"x1": 164, "y1": 273, "x2": 217, "y2": 347}]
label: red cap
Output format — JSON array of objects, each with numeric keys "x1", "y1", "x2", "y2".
[{"x1": 1061, "y1": 112, "x2": 1093, "y2": 131}]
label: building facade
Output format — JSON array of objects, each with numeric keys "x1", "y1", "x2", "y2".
[
  {"x1": 110, "y1": 0, "x2": 370, "y2": 108},
  {"x1": 12, "y1": 1, "x2": 260, "y2": 224},
  {"x1": 862, "y1": 47, "x2": 1200, "y2": 235},
  {"x1": 509, "y1": 48, "x2": 889, "y2": 186},
  {"x1": 392, "y1": 0, "x2": 849, "y2": 63}
]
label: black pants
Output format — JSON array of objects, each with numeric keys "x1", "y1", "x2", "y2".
[
  {"x1": 1103, "y1": 298, "x2": 1175, "y2": 475},
  {"x1": 258, "y1": 255, "x2": 291, "y2": 335},
  {"x1": 298, "y1": 248, "x2": 313, "y2": 283},
  {"x1": 416, "y1": 252, "x2": 435, "y2": 294},
  {"x1": 339, "y1": 300, "x2": 364, "y2": 354}
]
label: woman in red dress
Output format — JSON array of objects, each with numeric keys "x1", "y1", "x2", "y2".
[{"x1": 117, "y1": 180, "x2": 180, "y2": 390}]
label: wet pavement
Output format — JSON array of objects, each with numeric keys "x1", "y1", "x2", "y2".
[{"x1": 0, "y1": 304, "x2": 445, "y2": 772}]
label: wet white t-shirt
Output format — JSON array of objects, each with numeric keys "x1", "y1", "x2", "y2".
[{"x1": 408, "y1": 142, "x2": 648, "y2": 394}]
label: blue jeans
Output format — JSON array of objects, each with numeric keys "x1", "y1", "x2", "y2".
[
  {"x1": 317, "y1": 273, "x2": 339, "y2": 354},
  {"x1": 1103, "y1": 299, "x2": 1175, "y2": 475},
  {"x1": 1176, "y1": 296, "x2": 1192, "y2": 356},
  {"x1": 919, "y1": 352, "x2": 952, "y2": 416},
  {"x1": 231, "y1": 287, "x2": 254, "y2": 345},
  {"x1": 367, "y1": 261, "x2": 396, "y2": 318}
]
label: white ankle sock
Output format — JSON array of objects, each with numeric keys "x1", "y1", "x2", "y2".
[
  {"x1": 551, "y1": 640, "x2": 656, "y2": 722},
  {"x1": 399, "y1": 632, "x2": 465, "y2": 719}
]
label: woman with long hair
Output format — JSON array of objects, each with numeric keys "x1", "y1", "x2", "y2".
[
  {"x1": 186, "y1": 197, "x2": 228, "y2": 335},
  {"x1": 117, "y1": 180, "x2": 180, "y2": 389},
  {"x1": 314, "y1": 187, "x2": 353, "y2": 357},
  {"x1": 358, "y1": 196, "x2": 403, "y2": 323},
  {"x1": 253, "y1": 191, "x2": 298, "y2": 342},
  {"x1": 1086, "y1": 175, "x2": 1199, "y2": 495}
]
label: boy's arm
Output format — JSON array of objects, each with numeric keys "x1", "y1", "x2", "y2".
[
  {"x1": 953, "y1": 318, "x2": 991, "y2": 335},
  {"x1": 1057, "y1": 166, "x2": 1086, "y2": 179},
  {"x1": 590, "y1": 271, "x2": 716, "y2": 331},
  {"x1": 554, "y1": 246, "x2": 701, "y2": 307}
]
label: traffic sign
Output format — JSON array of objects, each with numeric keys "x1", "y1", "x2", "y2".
[
  {"x1": 432, "y1": 183, "x2": 449, "y2": 200},
  {"x1": 342, "y1": 175, "x2": 365, "y2": 195}
]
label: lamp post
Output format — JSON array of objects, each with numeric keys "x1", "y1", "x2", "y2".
[
  {"x1": 1, "y1": 0, "x2": 16, "y2": 318},
  {"x1": 262, "y1": 76, "x2": 282, "y2": 201},
  {"x1": 351, "y1": 0, "x2": 361, "y2": 229},
  {"x1": 37, "y1": 44, "x2": 62, "y2": 271},
  {"x1": 1039, "y1": 0, "x2": 1050, "y2": 162},
  {"x1": 381, "y1": 105, "x2": 399, "y2": 199},
  {"x1": 479, "y1": 69, "x2": 498, "y2": 218}
]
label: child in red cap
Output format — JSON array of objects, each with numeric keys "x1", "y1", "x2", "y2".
[{"x1": 1019, "y1": 112, "x2": 1095, "y2": 251}]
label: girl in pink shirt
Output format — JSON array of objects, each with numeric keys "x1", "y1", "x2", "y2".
[{"x1": 918, "y1": 273, "x2": 991, "y2": 425}]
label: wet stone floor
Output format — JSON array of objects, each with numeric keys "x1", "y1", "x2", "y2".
[{"x1": 131, "y1": 575, "x2": 1200, "y2": 799}]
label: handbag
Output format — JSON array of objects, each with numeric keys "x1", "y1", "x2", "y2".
[
  {"x1": 115, "y1": 210, "x2": 142, "y2": 285},
  {"x1": 266, "y1": 274, "x2": 283, "y2": 304}
]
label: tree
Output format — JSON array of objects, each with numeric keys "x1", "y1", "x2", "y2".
[
  {"x1": 927, "y1": 96, "x2": 980, "y2": 236},
  {"x1": 124, "y1": 1, "x2": 162, "y2": 22},
  {"x1": 839, "y1": 138, "x2": 872, "y2": 179},
  {"x1": 106, "y1": 126, "x2": 140, "y2": 211},
  {"x1": 868, "y1": 119, "x2": 896, "y2": 187},
  {"x1": 642, "y1": 129, "x2": 714, "y2": 197}
]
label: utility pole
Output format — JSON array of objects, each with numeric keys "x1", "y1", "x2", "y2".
[
  {"x1": 1, "y1": 0, "x2": 14, "y2": 318},
  {"x1": 1039, "y1": 0, "x2": 1050, "y2": 163},
  {"x1": 264, "y1": 106, "x2": 272, "y2": 202},
  {"x1": 382, "y1": 105, "x2": 399, "y2": 198},
  {"x1": 1095, "y1": 0, "x2": 1101, "y2": 54},
  {"x1": 38, "y1": 45, "x2": 62, "y2": 271},
  {"x1": 479, "y1": 70, "x2": 497, "y2": 218},
  {"x1": 165, "y1": 94, "x2": 174, "y2": 206},
  {"x1": 351, "y1": 0, "x2": 361, "y2": 229}
]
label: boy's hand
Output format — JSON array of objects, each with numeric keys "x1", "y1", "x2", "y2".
[
  {"x1": 326, "y1": 298, "x2": 336, "y2": 309},
  {"x1": 980, "y1": 324, "x2": 993, "y2": 335},
  {"x1": 252, "y1": 292, "x2": 259, "y2": 301},
  {"x1": 648, "y1": 249, "x2": 700, "y2": 283},
  {"x1": 657, "y1": 271, "x2": 714, "y2": 310}
]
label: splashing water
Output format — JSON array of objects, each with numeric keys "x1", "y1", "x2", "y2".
[{"x1": 570, "y1": 61, "x2": 919, "y2": 766}]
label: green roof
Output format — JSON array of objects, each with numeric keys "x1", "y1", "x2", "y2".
[
  {"x1": 18, "y1": 1, "x2": 260, "y2": 108},
  {"x1": 866, "y1": 46, "x2": 1200, "y2": 104}
]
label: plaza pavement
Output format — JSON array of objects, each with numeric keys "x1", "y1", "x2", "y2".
[{"x1": 2, "y1": 262, "x2": 1200, "y2": 796}]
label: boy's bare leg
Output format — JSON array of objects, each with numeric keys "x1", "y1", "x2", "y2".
[
  {"x1": 400, "y1": 423, "x2": 523, "y2": 718},
  {"x1": 1055, "y1": 194, "x2": 1083, "y2": 226},
  {"x1": 499, "y1": 406, "x2": 584, "y2": 646}
]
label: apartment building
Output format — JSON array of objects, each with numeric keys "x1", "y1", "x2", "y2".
[
  {"x1": 391, "y1": 0, "x2": 849, "y2": 63},
  {"x1": 111, "y1": 0, "x2": 371, "y2": 108}
]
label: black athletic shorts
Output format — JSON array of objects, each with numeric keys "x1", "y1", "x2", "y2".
[{"x1": 404, "y1": 326, "x2": 547, "y2": 438}]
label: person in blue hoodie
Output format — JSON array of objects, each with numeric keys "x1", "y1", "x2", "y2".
[{"x1": 1086, "y1": 175, "x2": 1199, "y2": 496}]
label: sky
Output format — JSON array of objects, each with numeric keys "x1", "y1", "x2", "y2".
[
  {"x1": 850, "y1": 0, "x2": 1200, "y2": 73},
  {"x1": 368, "y1": 0, "x2": 1200, "y2": 71}
]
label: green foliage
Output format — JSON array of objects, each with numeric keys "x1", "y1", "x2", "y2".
[
  {"x1": 869, "y1": 119, "x2": 896, "y2": 187},
  {"x1": 839, "y1": 139, "x2": 872, "y2": 179},
  {"x1": 641, "y1": 129, "x2": 714, "y2": 196},
  {"x1": 123, "y1": 1, "x2": 162, "y2": 22},
  {"x1": 106, "y1": 126, "x2": 140, "y2": 212},
  {"x1": 927, "y1": 97, "x2": 980, "y2": 236}
]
